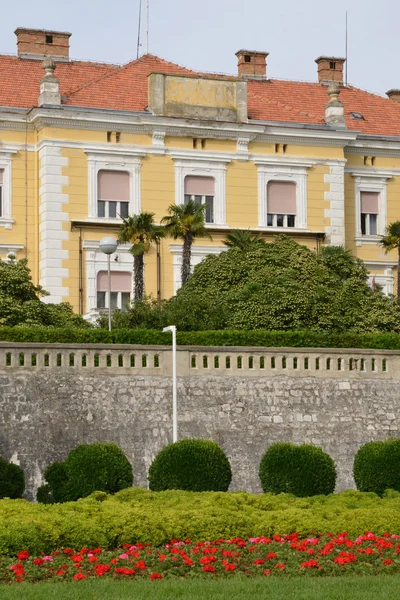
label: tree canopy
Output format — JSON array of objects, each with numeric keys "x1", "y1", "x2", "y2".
[
  {"x1": 0, "y1": 258, "x2": 89, "y2": 328},
  {"x1": 111, "y1": 236, "x2": 400, "y2": 333}
]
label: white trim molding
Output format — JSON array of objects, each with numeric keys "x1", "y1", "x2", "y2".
[
  {"x1": 172, "y1": 156, "x2": 231, "y2": 227},
  {"x1": 324, "y1": 162, "x2": 347, "y2": 246},
  {"x1": 0, "y1": 150, "x2": 17, "y2": 229},
  {"x1": 169, "y1": 244, "x2": 227, "y2": 294},
  {"x1": 255, "y1": 159, "x2": 312, "y2": 229},
  {"x1": 39, "y1": 144, "x2": 69, "y2": 303},
  {"x1": 350, "y1": 169, "x2": 393, "y2": 244},
  {"x1": 364, "y1": 261, "x2": 395, "y2": 296},
  {"x1": 85, "y1": 151, "x2": 143, "y2": 220},
  {"x1": 82, "y1": 240, "x2": 134, "y2": 315}
]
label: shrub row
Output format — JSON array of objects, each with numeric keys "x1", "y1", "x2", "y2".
[
  {"x1": 3, "y1": 326, "x2": 400, "y2": 349},
  {"x1": 2, "y1": 489, "x2": 400, "y2": 556}
]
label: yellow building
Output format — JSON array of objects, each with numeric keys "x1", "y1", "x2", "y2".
[{"x1": 1, "y1": 27, "x2": 400, "y2": 319}]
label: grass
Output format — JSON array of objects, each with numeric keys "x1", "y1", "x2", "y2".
[{"x1": 2, "y1": 576, "x2": 400, "y2": 600}]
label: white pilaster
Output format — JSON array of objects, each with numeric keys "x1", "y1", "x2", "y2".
[
  {"x1": 39, "y1": 145, "x2": 69, "y2": 303},
  {"x1": 324, "y1": 163, "x2": 346, "y2": 246}
]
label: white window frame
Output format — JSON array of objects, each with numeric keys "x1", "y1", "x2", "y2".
[
  {"x1": 352, "y1": 172, "x2": 392, "y2": 245},
  {"x1": 365, "y1": 262, "x2": 395, "y2": 296},
  {"x1": 255, "y1": 160, "x2": 311, "y2": 230},
  {"x1": 184, "y1": 193, "x2": 214, "y2": 223},
  {"x1": 361, "y1": 213, "x2": 378, "y2": 236},
  {"x1": 97, "y1": 290, "x2": 131, "y2": 310},
  {"x1": 82, "y1": 240, "x2": 135, "y2": 316},
  {"x1": 0, "y1": 152, "x2": 15, "y2": 229},
  {"x1": 169, "y1": 244, "x2": 228, "y2": 294},
  {"x1": 97, "y1": 199, "x2": 130, "y2": 219},
  {"x1": 86, "y1": 151, "x2": 142, "y2": 222},
  {"x1": 173, "y1": 157, "x2": 229, "y2": 228}
]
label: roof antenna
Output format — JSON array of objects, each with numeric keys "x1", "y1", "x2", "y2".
[
  {"x1": 137, "y1": 0, "x2": 142, "y2": 59},
  {"x1": 146, "y1": 0, "x2": 149, "y2": 54},
  {"x1": 345, "y1": 10, "x2": 348, "y2": 86}
]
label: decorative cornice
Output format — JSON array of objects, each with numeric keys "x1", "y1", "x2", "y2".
[{"x1": 346, "y1": 168, "x2": 395, "y2": 179}]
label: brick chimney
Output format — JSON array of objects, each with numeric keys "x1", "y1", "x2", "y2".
[
  {"x1": 15, "y1": 28, "x2": 71, "y2": 61},
  {"x1": 315, "y1": 56, "x2": 346, "y2": 85},
  {"x1": 387, "y1": 90, "x2": 400, "y2": 102},
  {"x1": 236, "y1": 50, "x2": 269, "y2": 79}
]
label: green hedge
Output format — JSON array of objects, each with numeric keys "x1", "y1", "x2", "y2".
[
  {"x1": 0, "y1": 458, "x2": 24, "y2": 499},
  {"x1": 148, "y1": 439, "x2": 232, "y2": 492},
  {"x1": 2, "y1": 326, "x2": 400, "y2": 349},
  {"x1": 354, "y1": 439, "x2": 400, "y2": 496},
  {"x1": 37, "y1": 443, "x2": 134, "y2": 503},
  {"x1": 259, "y1": 443, "x2": 336, "y2": 497},
  {"x1": 1, "y1": 489, "x2": 400, "y2": 555}
]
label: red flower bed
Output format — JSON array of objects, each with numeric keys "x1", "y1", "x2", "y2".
[{"x1": 2, "y1": 532, "x2": 400, "y2": 583}]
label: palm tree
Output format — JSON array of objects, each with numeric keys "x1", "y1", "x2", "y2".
[
  {"x1": 161, "y1": 200, "x2": 212, "y2": 286},
  {"x1": 223, "y1": 229, "x2": 264, "y2": 251},
  {"x1": 380, "y1": 221, "x2": 400, "y2": 297},
  {"x1": 118, "y1": 212, "x2": 165, "y2": 301}
]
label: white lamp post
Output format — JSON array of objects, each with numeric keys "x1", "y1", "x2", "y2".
[
  {"x1": 163, "y1": 325, "x2": 177, "y2": 442},
  {"x1": 99, "y1": 237, "x2": 118, "y2": 332}
]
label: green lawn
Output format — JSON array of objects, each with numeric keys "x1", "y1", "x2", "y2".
[{"x1": 2, "y1": 576, "x2": 400, "y2": 600}]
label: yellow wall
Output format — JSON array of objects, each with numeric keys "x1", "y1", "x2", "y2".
[{"x1": 3, "y1": 121, "x2": 400, "y2": 312}]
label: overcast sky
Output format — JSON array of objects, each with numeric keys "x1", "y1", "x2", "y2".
[{"x1": 1, "y1": 0, "x2": 399, "y2": 96}]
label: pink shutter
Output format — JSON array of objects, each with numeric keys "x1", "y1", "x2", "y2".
[
  {"x1": 98, "y1": 170, "x2": 130, "y2": 201},
  {"x1": 361, "y1": 192, "x2": 379, "y2": 214},
  {"x1": 97, "y1": 271, "x2": 132, "y2": 292},
  {"x1": 267, "y1": 181, "x2": 296, "y2": 214},
  {"x1": 0, "y1": 170, "x2": 3, "y2": 184},
  {"x1": 184, "y1": 176, "x2": 215, "y2": 196}
]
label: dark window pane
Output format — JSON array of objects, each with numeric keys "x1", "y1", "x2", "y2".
[
  {"x1": 110, "y1": 292, "x2": 118, "y2": 309},
  {"x1": 184, "y1": 194, "x2": 191, "y2": 205},
  {"x1": 267, "y1": 214, "x2": 273, "y2": 226},
  {"x1": 98, "y1": 201, "x2": 105, "y2": 218},
  {"x1": 194, "y1": 195, "x2": 202, "y2": 206},
  {"x1": 361, "y1": 213, "x2": 366, "y2": 235},
  {"x1": 370, "y1": 214, "x2": 377, "y2": 235},
  {"x1": 277, "y1": 214, "x2": 284, "y2": 227},
  {"x1": 108, "y1": 202, "x2": 117, "y2": 218},
  {"x1": 205, "y1": 196, "x2": 214, "y2": 223},
  {"x1": 97, "y1": 291, "x2": 106, "y2": 308},
  {"x1": 119, "y1": 202, "x2": 129, "y2": 218},
  {"x1": 287, "y1": 214, "x2": 296, "y2": 228},
  {"x1": 121, "y1": 292, "x2": 131, "y2": 311}
]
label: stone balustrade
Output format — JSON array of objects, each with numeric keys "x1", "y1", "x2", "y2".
[{"x1": 0, "y1": 343, "x2": 397, "y2": 379}]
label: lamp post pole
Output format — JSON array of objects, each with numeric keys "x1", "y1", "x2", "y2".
[
  {"x1": 163, "y1": 325, "x2": 177, "y2": 442},
  {"x1": 107, "y1": 253, "x2": 111, "y2": 332},
  {"x1": 99, "y1": 237, "x2": 118, "y2": 332}
]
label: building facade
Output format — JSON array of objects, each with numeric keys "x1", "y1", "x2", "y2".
[{"x1": 1, "y1": 28, "x2": 400, "y2": 318}]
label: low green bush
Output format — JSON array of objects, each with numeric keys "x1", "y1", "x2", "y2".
[
  {"x1": 37, "y1": 443, "x2": 133, "y2": 503},
  {"x1": 148, "y1": 439, "x2": 232, "y2": 492},
  {"x1": 259, "y1": 443, "x2": 336, "y2": 497},
  {"x1": 2, "y1": 489, "x2": 400, "y2": 555},
  {"x1": 2, "y1": 326, "x2": 400, "y2": 349},
  {"x1": 353, "y1": 439, "x2": 400, "y2": 496},
  {"x1": 0, "y1": 458, "x2": 24, "y2": 499}
]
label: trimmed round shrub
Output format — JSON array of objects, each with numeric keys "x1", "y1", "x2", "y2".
[
  {"x1": 65, "y1": 443, "x2": 133, "y2": 501},
  {"x1": 148, "y1": 439, "x2": 232, "y2": 492},
  {"x1": 36, "y1": 462, "x2": 69, "y2": 504},
  {"x1": 37, "y1": 443, "x2": 133, "y2": 503},
  {"x1": 259, "y1": 442, "x2": 336, "y2": 497},
  {"x1": 353, "y1": 438, "x2": 400, "y2": 496},
  {"x1": 0, "y1": 457, "x2": 25, "y2": 499}
]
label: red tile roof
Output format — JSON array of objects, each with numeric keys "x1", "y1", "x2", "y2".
[{"x1": 1, "y1": 53, "x2": 400, "y2": 137}]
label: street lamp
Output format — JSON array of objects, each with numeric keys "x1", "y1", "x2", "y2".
[
  {"x1": 99, "y1": 237, "x2": 118, "y2": 332},
  {"x1": 163, "y1": 325, "x2": 177, "y2": 443}
]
